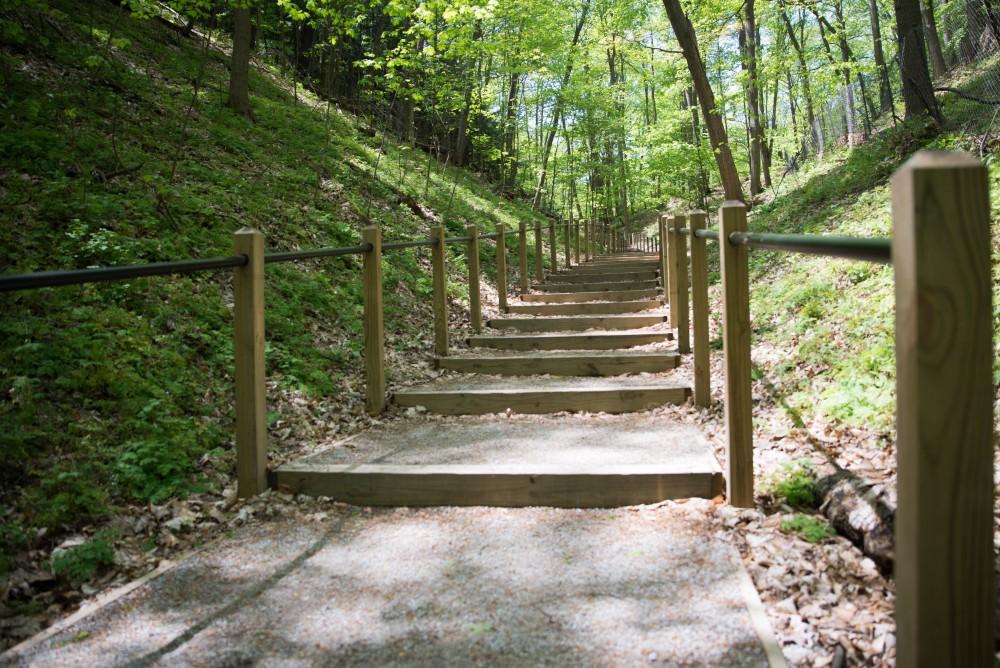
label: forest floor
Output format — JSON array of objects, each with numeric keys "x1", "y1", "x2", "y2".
[{"x1": 2, "y1": 2, "x2": 999, "y2": 666}]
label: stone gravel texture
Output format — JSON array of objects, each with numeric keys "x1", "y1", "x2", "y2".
[{"x1": 5, "y1": 504, "x2": 772, "y2": 668}]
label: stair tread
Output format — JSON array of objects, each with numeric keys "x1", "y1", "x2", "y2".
[{"x1": 395, "y1": 375, "x2": 688, "y2": 393}]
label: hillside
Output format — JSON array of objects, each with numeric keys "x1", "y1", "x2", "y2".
[{"x1": 0, "y1": 0, "x2": 551, "y2": 583}]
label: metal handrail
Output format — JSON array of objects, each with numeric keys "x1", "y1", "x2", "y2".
[
  {"x1": 265, "y1": 244, "x2": 372, "y2": 263},
  {"x1": 382, "y1": 239, "x2": 437, "y2": 251},
  {"x1": 686, "y1": 227, "x2": 890, "y2": 264},
  {"x1": 0, "y1": 256, "x2": 250, "y2": 292}
]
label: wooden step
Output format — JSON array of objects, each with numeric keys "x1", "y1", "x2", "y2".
[
  {"x1": 487, "y1": 315, "x2": 666, "y2": 332},
  {"x1": 435, "y1": 352, "x2": 679, "y2": 376},
  {"x1": 507, "y1": 300, "x2": 662, "y2": 315},
  {"x1": 536, "y1": 280, "x2": 660, "y2": 293},
  {"x1": 520, "y1": 288, "x2": 660, "y2": 303},
  {"x1": 393, "y1": 382, "x2": 690, "y2": 415},
  {"x1": 546, "y1": 270, "x2": 659, "y2": 282},
  {"x1": 468, "y1": 331, "x2": 672, "y2": 350},
  {"x1": 272, "y1": 418, "x2": 722, "y2": 506}
]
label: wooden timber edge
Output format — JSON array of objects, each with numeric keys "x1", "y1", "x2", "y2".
[{"x1": 271, "y1": 464, "x2": 725, "y2": 507}]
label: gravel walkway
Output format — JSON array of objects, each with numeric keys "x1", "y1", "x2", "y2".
[{"x1": 4, "y1": 503, "x2": 780, "y2": 667}]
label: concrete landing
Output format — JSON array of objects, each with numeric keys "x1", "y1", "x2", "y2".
[{"x1": 4, "y1": 506, "x2": 782, "y2": 667}]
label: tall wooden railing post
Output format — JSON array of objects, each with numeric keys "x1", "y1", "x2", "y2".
[
  {"x1": 688, "y1": 211, "x2": 710, "y2": 407},
  {"x1": 430, "y1": 225, "x2": 448, "y2": 357},
  {"x1": 891, "y1": 151, "x2": 994, "y2": 667},
  {"x1": 361, "y1": 225, "x2": 386, "y2": 416},
  {"x1": 496, "y1": 223, "x2": 508, "y2": 312},
  {"x1": 233, "y1": 228, "x2": 267, "y2": 498},
  {"x1": 548, "y1": 220, "x2": 557, "y2": 271},
  {"x1": 518, "y1": 222, "x2": 529, "y2": 292},
  {"x1": 658, "y1": 214, "x2": 670, "y2": 310},
  {"x1": 534, "y1": 221, "x2": 544, "y2": 284},
  {"x1": 574, "y1": 220, "x2": 581, "y2": 264},
  {"x1": 564, "y1": 220, "x2": 572, "y2": 268},
  {"x1": 718, "y1": 202, "x2": 752, "y2": 507},
  {"x1": 466, "y1": 224, "x2": 481, "y2": 333},
  {"x1": 584, "y1": 216, "x2": 591, "y2": 261},
  {"x1": 672, "y1": 214, "x2": 690, "y2": 354}
]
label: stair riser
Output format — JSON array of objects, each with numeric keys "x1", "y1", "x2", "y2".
[
  {"x1": 468, "y1": 334, "x2": 672, "y2": 350},
  {"x1": 271, "y1": 468, "x2": 723, "y2": 507},
  {"x1": 435, "y1": 355, "x2": 679, "y2": 376},
  {"x1": 506, "y1": 301, "x2": 661, "y2": 315},
  {"x1": 520, "y1": 289, "x2": 660, "y2": 303},
  {"x1": 536, "y1": 281, "x2": 660, "y2": 293},
  {"x1": 545, "y1": 272, "x2": 658, "y2": 283},
  {"x1": 393, "y1": 387, "x2": 690, "y2": 415},
  {"x1": 486, "y1": 316, "x2": 666, "y2": 332}
]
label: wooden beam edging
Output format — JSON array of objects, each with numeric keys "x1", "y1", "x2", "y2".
[
  {"x1": 672, "y1": 214, "x2": 690, "y2": 354},
  {"x1": 689, "y1": 211, "x2": 711, "y2": 407},
  {"x1": 518, "y1": 222, "x2": 528, "y2": 292},
  {"x1": 718, "y1": 202, "x2": 752, "y2": 508},
  {"x1": 891, "y1": 151, "x2": 994, "y2": 666},
  {"x1": 431, "y1": 225, "x2": 448, "y2": 356},
  {"x1": 233, "y1": 228, "x2": 267, "y2": 497},
  {"x1": 496, "y1": 223, "x2": 508, "y2": 312},
  {"x1": 362, "y1": 225, "x2": 386, "y2": 416}
]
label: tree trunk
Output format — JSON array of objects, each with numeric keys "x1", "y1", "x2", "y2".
[
  {"x1": 893, "y1": 0, "x2": 943, "y2": 122},
  {"x1": 662, "y1": 0, "x2": 744, "y2": 202},
  {"x1": 868, "y1": 0, "x2": 895, "y2": 113},
  {"x1": 740, "y1": 0, "x2": 764, "y2": 197},
  {"x1": 919, "y1": 0, "x2": 948, "y2": 79},
  {"x1": 781, "y1": 7, "x2": 819, "y2": 155},
  {"x1": 228, "y1": 7, "x2": 253, "y2": 118},
  {"x1": 532, "y1": 0, "x2": 589, "y2": 209},
  {"x1": 503, "y1": 72, "x2": 520, "y2": 190}
]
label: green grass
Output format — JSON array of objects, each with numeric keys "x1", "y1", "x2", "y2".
[
  {"x1": 764, "y1": 460, "x2": 820, "y2": 508},
  {"x1": 0, "y1": 1, "x2": 552, "y2": 546},
  {"x1": 780, "y1": 514, "x2": 836, "y2": 544},
  {"x1": 743, "y1": 76, "x2": 1000, "y2": 437}
]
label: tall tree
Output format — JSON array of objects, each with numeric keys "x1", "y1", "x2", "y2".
[
  {"x1": 532, "y1": 0, "x2": 590, "y2": 209},
  {"x1": 868, "y1": 0, "x2": 895, "y2": 113},
  {"x1": 781, "y1": 6, "x2": 820, "y2": 155},
  {"x1": 228, "y1": 6, "x2": 253, "y2": 118},
  {"x1": 893, "y1": 0, "x2": 943, "y2": 122},
  {"x1": 918, "y1": 0, "x2": 948, "y2": 79},
  {"x1": 661, "y1": 0, "x2": 744, "y2": 202},
  {"x1": 740, "y1": 0, "x2": 764, "y2": 196}
]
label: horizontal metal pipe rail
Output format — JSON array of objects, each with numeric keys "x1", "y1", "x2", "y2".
[
  {"x1": 0, "y1": 256, "x2": 249, "y2": 292},
  {"x1": 381, "y1": 239, "x2": 437, "y2": 251},
  {"x1": 686, "y1": 228, "x2": 890, "y2": 264},
  {"x1": 265, "y1": 244, "x2": 372, "y2": 264}
]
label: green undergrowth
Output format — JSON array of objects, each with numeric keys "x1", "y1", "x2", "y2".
[
  {"x1": 743, "y1": 69, "x2": 1000, "y2": 438},
  {"x1": 780, "y1": 514, "x2": 835, "y2": 544},
  {"x1": 0, "y1": 1, "x2": 551, "y2": 545},
  {"x1": 764, "y1": 460, "x2": 820, "y2": 508}
]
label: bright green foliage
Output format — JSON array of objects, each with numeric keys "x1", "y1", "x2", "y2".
[
  {"x1": 50, "y1": 531, "x2": 117, "y2": 582},
  {"x1": 765, "y1": 460, "x2": 819, "y2": 508},
  {"x1": 0, "y1": 0, "x2": 550, "y2": 538},
  {"x1": 780, "y1": 514, "x2": 835, "y2": 544}
]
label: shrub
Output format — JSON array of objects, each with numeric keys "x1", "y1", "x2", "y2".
[
  {"x1": 766, "y1": 460, "x2": 819, "y2": 507},
  {"x1": 51, "y1": 531, "x2": 116, "y2": 582}
]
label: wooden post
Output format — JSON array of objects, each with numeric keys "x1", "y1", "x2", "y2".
[
  {"x1": 672, "y1": 215, "x2": 690, "y2": 354},
  {"x1": 518, "y1": 222, "x2": 528, "y2": 291},
  {"x1": 431, "y1": 225, "x2": 448, "y2": 357},
  {"x1": 564, "y1": 220, "x2": 571, "y2": 268},
  {"x1": 891, "y1": 152, "x2": 994, "y2": 667},
  {"x1": 496, "y1": 223, "x2": 508, "y2": 312},
  {"x1": 689, "y1": 211, "x2": 710, "y2": 407},
  {"x1": 548, "y1": 220, "x2": 557, "y2": 272},
  {"x1": 718, "y1": 202, "x2": 752, "y2": 507},
  {"x1": 362, "y1": 225, "x2": 386, "y2": 416},
  {"x1": 667, "y1": 216, "x2": 680, "y2": 326},
  {"x1": 584, "y1": 218, "x2": 591, "y2": 261},
  {"x1": 466, "y1": 224, "x2": 481, "y2": 333},
  {"x1": 534, "y1": 221, "x2": 544, "y2": 284},
  {"x1": 233, "y1": 228, "x2": 267, "y2": 498},
  {"x1": 574, "y1": 221, "x2": 581, "y2": 264},
  {"x1": 658, "y1": 215, "x2": 669, "y2": 309}
]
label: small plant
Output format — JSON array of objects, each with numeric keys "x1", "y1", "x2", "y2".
[
  {"x1": 51, "y1": 531, "x2": 116, "y2": 582},
  {"x1": 781, "y1": 514, "x2": 835, "y2": 543},
  {"x1": 766, "y1": 460, "x2": 819, "y2": 507}
]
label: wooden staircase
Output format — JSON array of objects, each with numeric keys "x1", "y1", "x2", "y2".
[{"x1": 273, "y1": 251, "x2": 722, "y2": 506}]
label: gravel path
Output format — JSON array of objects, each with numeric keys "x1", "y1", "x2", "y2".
[{"x1": 4, "y1": 503, "x2": 779, "y2": 667}]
